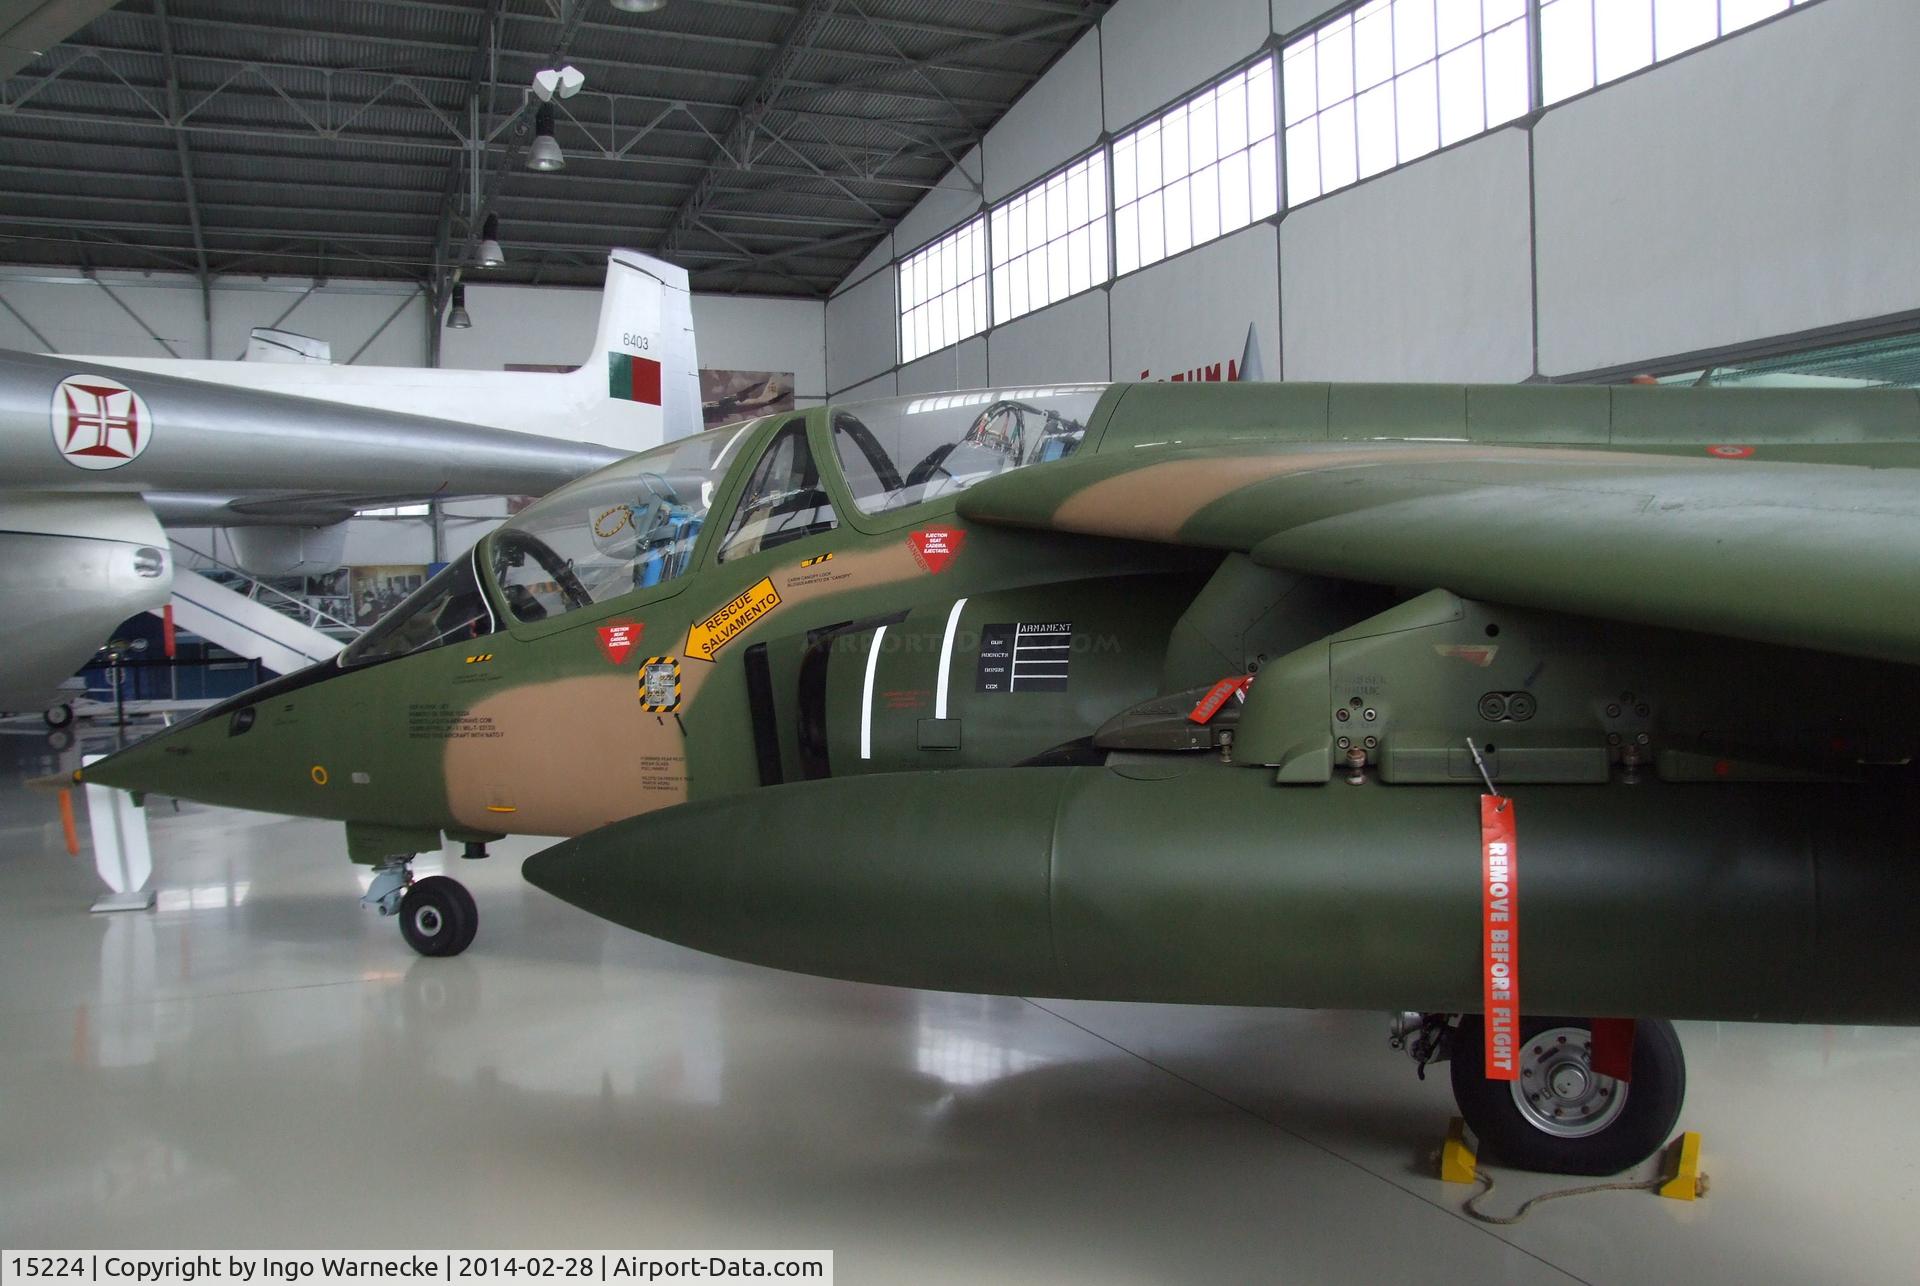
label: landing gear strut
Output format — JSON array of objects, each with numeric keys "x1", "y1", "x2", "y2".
[
  {"x1": 1393, "y1": 1012, "x2": 1686, "y2": 1175},
  {"x1": 362, "y1": 859, "x2": 479, "y2": 957}
]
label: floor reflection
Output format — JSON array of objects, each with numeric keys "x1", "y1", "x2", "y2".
[{"x1": 3, "y1": 723, "x2": 1919, "y2": 1283}]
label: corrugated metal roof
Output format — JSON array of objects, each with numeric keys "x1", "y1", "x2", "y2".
[{"x1": 0, "y1": 0, "x2": 1105, "y2": 296}]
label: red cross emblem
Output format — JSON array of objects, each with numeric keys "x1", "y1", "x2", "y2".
[{"x1": 52, "y1": 374, "x2": 152, "y2": 470}]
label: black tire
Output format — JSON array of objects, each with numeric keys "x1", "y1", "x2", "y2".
[
  {"x1": 1451, "y1": 1015, "x2": 1684, "y2": 1176},
  {"x1": 399, "y1": 876, "x2": 479, "y2": 957},
  {"x1": 44, "y1": 702, "x2": 73, "y2": 729}
]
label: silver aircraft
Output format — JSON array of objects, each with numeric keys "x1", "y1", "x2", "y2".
[{"x1": 0, "y1": 250, "x2": 700, "y2": 717}]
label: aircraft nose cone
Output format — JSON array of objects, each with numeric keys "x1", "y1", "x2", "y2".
[
  {"x1": 80, "y1": 726, "x2": 185, "y2": 795},
  {"x1": 79, "y1": 704, "x2": 251, "y2": 805}
]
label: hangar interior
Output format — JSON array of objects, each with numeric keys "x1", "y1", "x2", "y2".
[{"x1": 4, "y1": 0, "x2": 1919, "y2": 1280}]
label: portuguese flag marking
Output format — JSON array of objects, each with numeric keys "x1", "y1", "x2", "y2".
[{"x1": 608, "y1": 352, "x2": 663, "y2": 405}]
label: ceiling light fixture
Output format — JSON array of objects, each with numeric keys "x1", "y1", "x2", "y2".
[
  {"x1": 525, "y1": 102, "x2": 565, "y2": 172},
  {"x1": 477, "y1": 212, "x2": 504, "y2": 267},
  {"x1": 531, "y1": 65, "x2": 585, "y2": 102},
  {"x1": 446, "y1": 284, "x2": 472, "y2": 329},
  {"x1": 608, "y1": 0, "x2": 669, "y2": 13}
]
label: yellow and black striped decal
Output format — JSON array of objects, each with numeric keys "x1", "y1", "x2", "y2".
[
  {"x1": 465, "y1": 653, "x2": 494, "y2": 664},
  {"x1": 638, "y1": 656, "x2": 682, "y2": 712},
  {"x1": 800, "y1": 552, "x2": 834, "y2": 568}
]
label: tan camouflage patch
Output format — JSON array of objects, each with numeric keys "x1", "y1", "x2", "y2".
[
  {"x1": 1049, "y1": 445, "x2": 1711, "y2": 541},
  {"x1": 443, "y1": 667, "x2": 716, "y2": 835}
]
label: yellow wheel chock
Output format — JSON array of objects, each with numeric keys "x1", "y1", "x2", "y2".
[{"x1": 1440, "y1": 1116, "x2": 1478, "y2": 1184}]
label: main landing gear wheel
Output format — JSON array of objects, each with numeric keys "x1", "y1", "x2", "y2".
[
  {"x1": 1451, "y1": 1015, "x2": 1685, "y2": 1176},
  {"x1": 399, "y1": 876, "x2": 479, "y2": 957},
  {"x1": 44, "y1": 701, "x2": 73, "y2": 729}
]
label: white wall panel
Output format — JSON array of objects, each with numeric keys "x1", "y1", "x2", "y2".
[
  {"x1": 0, "y1": 270, "x2": 428, "y2": 364},
  {"x1": 1535, "y1": 0, "x2": 1920, "y2": 376},
  {"x1": 689, "y1": 294, "x2": 827, "y2": 400},
  {"x1": 893, "y1": 146, "x2": 984, "y2": 256},
  {"x1": 1102, "y1": 0, "x2": 1270, "y2": 130},
  {"x1": 984, "y1": 29, "x2": 1104, "y2": 202},
  {"x1": 1281, "y1": 129, "x2": 1533, "y2": 382},
  {"x1": 1270, "y1": 0, "x2": 1333, "y2": 38},
  {"x1": 826, "y1": 267, "x2": 897, "y2": 394},
  {"x1": 839, "y1": 234, "x2": 894, "y2": 295},
  {"x1": 1111, "y1": 224, "x2": 1279, "y2": 382},
  {"x1": 957, "y1": 335, "x2": 988, "y2": 389},
  {"x1": 833, "y1": 371, "x2": 895, "y2": 404},
  {"x1": 277, "y1": 290, "x2": 427, "y2": 366},
  {"x1": 440, "y1": 284, "x2": 595, "y2": 369},
  {"x1": 985, "y1": 291, "x2": 1109, "y2": 387},
  {"x1": 0, "y1": 276, "x2": 187, "y2": 355},
  {"x1": 204, "y1": 282, "x2": 420, "y2": 364},
  {"x1": 896, "y1": 336, "x2": 988, "y2": 396}
]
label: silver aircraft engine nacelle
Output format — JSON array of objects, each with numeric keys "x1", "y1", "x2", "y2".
[
  {"x1": 225, "y1": 523, "x2": 349, "y2": 579},
  {"x1": 0, "y1": 492, "x2": 172, "y2": 712}
]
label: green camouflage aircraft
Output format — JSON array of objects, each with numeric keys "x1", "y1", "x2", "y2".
[{"x1": 83, "y1": 378, "x2": 1920, "y2": 1176}]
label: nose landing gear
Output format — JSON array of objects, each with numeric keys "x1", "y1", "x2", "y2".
[{"x1": 362, "y1": 859, "x2": 479, "y2": 956}]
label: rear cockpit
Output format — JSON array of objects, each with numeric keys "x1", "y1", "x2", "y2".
[{"x1": 828, "y1": 384, "x2": 1106, "y2": 514}]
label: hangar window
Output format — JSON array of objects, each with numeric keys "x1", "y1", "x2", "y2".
[
  {"x1": 486, "y1": 422, "x2": 752, "y2": 623},
  {"x1": 829, "y1": 385, "x2": 1105, "y2": 514},
  {"x1": 1113, "y1": 58, "x2": 1279, "y2": 276},
  {"x1": 1282, "y1": 0, "x2": 1531, "y2": 206},
  {"x1": 716, "y1": 420, "x2": 838, "y2": 561},
  {"x1": 991, "y1": 150, "x2": 1110, "y2": 324},
  {"x1": 1541, "y1": 0, "x2": 1811, "y2": 104},
  {"x1": 898, "y1": 217, "x2": 988, "y2": 364}
]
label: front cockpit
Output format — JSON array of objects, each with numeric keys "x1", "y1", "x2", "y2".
[
  {"x1": 79, "y1": 383, "x2": 1117, "y2": 820},
  {"x1": 340, "y1": 552, "x2": 495, "y2": 666},
  {"x1": 483, "y1": 421, "x2": 753, "y2": 624}
]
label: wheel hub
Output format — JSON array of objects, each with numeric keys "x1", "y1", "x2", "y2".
[
  {"x1": 413, "y1": 905, "x2": 443, "y2": 938},
  {"x1": 1511, "y1": 1025, "x2": 1629, "y2": 1139}
]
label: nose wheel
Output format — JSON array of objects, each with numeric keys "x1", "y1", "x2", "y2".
[
  {"x1": 363, "y1": 861, "x2": 479, "y2": 956},
  {"x1": 398, "y1": 876, "x2": 479, "y2": 956}
]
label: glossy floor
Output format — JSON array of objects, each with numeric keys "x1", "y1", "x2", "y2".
[{"x1": 3, "y1": 719, "x2": 1916, "y2": 1283}]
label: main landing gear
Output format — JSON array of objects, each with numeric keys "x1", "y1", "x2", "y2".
[
  {"x1": 362, "y1": 858, "x2": 479, "y2": 956},
  {"x1": 1391, "y1": 1012, "x2": 1686, "y2": 1175}
]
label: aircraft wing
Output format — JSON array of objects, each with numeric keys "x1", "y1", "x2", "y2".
[
  {"x1": 0, "y1": 346, "x2": 627, "y2": 517},
  {"x1": 955, "y1": 440, "x2": 1920, "y2": 666}
]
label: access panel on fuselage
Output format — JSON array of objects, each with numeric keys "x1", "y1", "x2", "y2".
[{"x1": 805, "y1": 574, "x2": 1197, "y2": 775}]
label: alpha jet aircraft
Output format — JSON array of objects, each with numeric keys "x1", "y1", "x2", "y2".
[{"x1": 82, "y1": 375, "x2": 1920, "y2": 1176}]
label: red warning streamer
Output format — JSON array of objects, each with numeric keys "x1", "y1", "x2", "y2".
[{"x1": 1481, "y1": 795, "x2": 1519, "y2": 1081}]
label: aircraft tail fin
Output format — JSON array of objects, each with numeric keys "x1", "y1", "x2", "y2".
[
  {"x1": 579, "y1": 250, "x2": 702, "y2": 441},
  {"x1": 244, "y1": 328, "x2": 332, "y2": 364}
]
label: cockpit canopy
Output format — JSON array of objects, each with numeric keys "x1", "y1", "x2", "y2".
[
  {"x1": 486, "y1": 422, "x2": 752, "y2": 624},
  {"x1": 829, "y1": 384, "x2": 1105, "y2": 514},
  {"x1": 342, "y1": 383, "x2": 1109, "y2": 658},
  {"x1": 340, "y1": 551, "x2": 493, "y2": 666}
]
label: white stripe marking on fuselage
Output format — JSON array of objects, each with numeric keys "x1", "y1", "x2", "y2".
[
  {"x1": 861, "y1": 624, "x2": 888, "y2": 760},
  {"x1": 934, "y1": 597, "x2": 968, "y2": 719}
]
